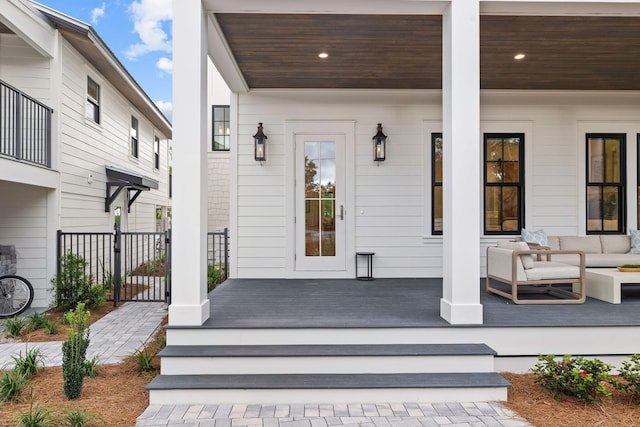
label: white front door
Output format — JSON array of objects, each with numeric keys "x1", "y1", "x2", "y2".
[{"x1": 295, "y1": 134, "x2": 346, "y2": 271}]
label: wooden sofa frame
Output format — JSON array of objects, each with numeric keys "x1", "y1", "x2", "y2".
[{"x1": 486, "y1": 247, "x2": 586, "y2": 304}]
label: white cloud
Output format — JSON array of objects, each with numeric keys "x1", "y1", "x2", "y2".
[
  {"x1": 126, "y1": 0, "x2": 172, "y2": 60},
  {"x1": 156, "y1": 100, "x2": 172, "y2": 120},
  {"x1": 156, "y1": 57, "x2": 172, "y2": 74},
  {"x1": 91, "y1": 2, "x2": 106, "y2": 25}
]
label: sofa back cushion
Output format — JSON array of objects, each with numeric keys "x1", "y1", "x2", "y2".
[
  {"x1": 546, "y1": 236, "x2": 560, "y2": 250},
  {"x1": 600, "y1": 235, "x2": 631, "y2": 254},
  {"x1": 559, "y1": 235, "x2": 602, "y2": 253}
]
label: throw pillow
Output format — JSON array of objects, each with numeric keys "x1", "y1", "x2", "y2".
[
  {"x1": 630, "y1": 230, "x2": 640, "y2": 254},
  {"x1": 496, "y1": 240, "x2": 534, "y2": 269},
  {"x1": 521, "y1": 228, "x2": 548, "y2": 246}
]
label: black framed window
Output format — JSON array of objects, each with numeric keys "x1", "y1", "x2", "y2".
[
  {"x1": 212, "y1": 105, "x2": 230, "y2": 151},
  {"x1": 484, "y1": 133, "x2": 524, "y2": 234},
  {"x1": 587, "y1": 133, "x2": 625, "y2": 233},
  {"x1": 154, "y1": 135, "x2": 160, "y2": 169},
  {"x1": 431, "y1": 133, "x2": 443, "y2": 235},
  {"x1": 86, "y1": 77, "x2": 100, "y2": 124},
  {"x1": 130, "y1": 116, "x2": 139, "y2": 158}
]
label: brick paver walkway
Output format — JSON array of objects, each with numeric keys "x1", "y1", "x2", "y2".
[
  {"x1": 137, "y1": 402, "x2": 533, "y2": 426},
  {"x1": 0, "y1": 301, "x2": 167, "y2": 368}
]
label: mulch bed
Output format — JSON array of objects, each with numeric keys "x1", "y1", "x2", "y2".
[
  {"x1": 0, "y1": 316, "x2": 167, "y2": 426},
  {"x1": 503, "y1": 372, "x2": 640, "y2": 427}
]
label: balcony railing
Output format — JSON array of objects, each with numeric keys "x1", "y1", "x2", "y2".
[{"x1": 0, "y1": 80, "x2": 53, "y2": 168}]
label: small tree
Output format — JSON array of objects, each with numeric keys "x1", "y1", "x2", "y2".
[{"x1": 62, "y1": 303, "x2": 90, "y2": 400}]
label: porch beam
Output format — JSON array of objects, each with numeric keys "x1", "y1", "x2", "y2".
[
  {"x1": 168, "y1": 0, "x2": 210, "y2": 326},
  {"x1": 440, "y1": 0, "x2": 483, "y2": 325}
]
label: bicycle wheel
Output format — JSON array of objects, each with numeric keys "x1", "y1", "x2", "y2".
[{"x1": 0, "y1": 275, "x2": 34, "y2": 318}]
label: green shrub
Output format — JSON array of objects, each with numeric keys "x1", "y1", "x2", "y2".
[
  {"x1": 12, "y1": 347, "x2": 45, "y2": 378},
  {"x1": 58, "y1": 407, "x2": 103, "y2": 426},
  {"x1": 83, "y1": 355, "x2": 101, "y2": 378},
  {"x1": 52, "y1": 253, "x2": 107, "y2": 311},
  {"x1": 532, "y1": 354, "x2": 612, "y2": 402},
  {"x1": 131, "y1": 347, "x2": 155, "y2": 372},
  {"x1": 4, "y1": 316, "x2": 27, "y2": 337},
  {"x1": 25, "y1": 312, "x2": 49, "y2": 331},
  {"x1": 612, "y1": 353, "x2": 640, "y2": 397},
  {"x1": 43, "y1": 319, "x2": 58, "y2": 335},
  {"x1": 0, "y1": 370, "x2": 27, "y2": 403},
  {"x1": 61, "y1": 303, "x2": 90, "y2": 400},
  {"x1": 207, "y1": 264, "x2": 225, "y2": 292},
  {"x1": 14, "y1": 399, "x2": 51, "y2": 427}
]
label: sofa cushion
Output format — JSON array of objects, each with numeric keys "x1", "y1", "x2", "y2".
[
  {"x1": 546, "y1": 236, "x2": 560, "y2": 251},
  {"x1": 586, "y1": 254, "x2": 640, "y2": 268},
  {"x1": 559, "y1": 236, "x2": 602, "y2": 253},
  {"x1": 630, "y1": 230, "x2": 640, "y2": 254},
  {"x1": 496, "y1": 240, "x2": 534, "y2": 269},
  {"x1": 601, "y1": 235, "x2": 631, "y2": 254},
  {"x1": 525, "y1": 261, "x2": 581, "y2": 281},
  {"x1": 521, "y1": 228, "x2": 548, "y2": 246}
]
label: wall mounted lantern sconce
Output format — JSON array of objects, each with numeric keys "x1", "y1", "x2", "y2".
[
  {"x1": 253, "y1": 122, "x2": 267, "y2": 163},
  {"x1": 373, "y1": 123, "x2": 387, "y2": 162}
]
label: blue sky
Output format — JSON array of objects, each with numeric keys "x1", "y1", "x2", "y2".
[{"x1": 35, "y1": 0, "x2": 173, "y2": 121}]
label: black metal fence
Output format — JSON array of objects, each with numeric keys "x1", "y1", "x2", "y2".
[
  {"x1": 1, "y1": 80, "x2": 53, "y2": 168},
  {"x1": 208, "y1": 229, "x2": 229, "y2": 282},
  {"x1": 57, "y1": 228, "x2": 229, "y2": 306}
]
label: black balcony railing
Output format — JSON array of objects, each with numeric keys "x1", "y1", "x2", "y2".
[{"x1": 1, "y1": 80, "x2": 53, "y2": 168}]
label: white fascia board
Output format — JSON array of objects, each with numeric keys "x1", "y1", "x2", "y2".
[
  {"x1": 482, "y1": 1, "x2": 640, "y2": 16},
  {"x1": 207, "y1": 14, "x2": 248, "y2": 93},
  {"x1": 205, "y1": 0, "x2": 449, "y2": 14},
  {"x1": 1, "y1": 0, "x2": 55, "y2": 57}
]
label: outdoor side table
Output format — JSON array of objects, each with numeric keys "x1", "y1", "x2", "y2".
[{"x1": 356, "y1": 252, "x2": 375, "y2": 281}]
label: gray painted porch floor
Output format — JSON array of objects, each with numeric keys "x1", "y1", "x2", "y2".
[{"x1": 200, "y1": 278, "x2": 640, "y2": 329}]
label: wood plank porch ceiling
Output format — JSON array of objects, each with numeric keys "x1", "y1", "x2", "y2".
[{"x1": 215, "y1": 14, "x2": 640, "y2": 90}]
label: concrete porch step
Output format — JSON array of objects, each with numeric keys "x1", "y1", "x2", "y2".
[
  {"x1": 158, "y1": 343, "x2": 497, "y2": 375},
  {"x1": 147, "y1": 372, "x2": 511, "y2": 405}
]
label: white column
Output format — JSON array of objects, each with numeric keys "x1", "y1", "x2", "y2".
[
  {"x1": 168, "y1": 0, "x2": 210, "y2": 325},
  {"x1": 440, "y1": 0, "x2": 483, "y2": 324}
]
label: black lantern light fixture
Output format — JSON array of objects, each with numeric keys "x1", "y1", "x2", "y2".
[
  {"x1": 373, "y1": 123, "x2": 387, "y2": 162},
  {"x1": 253, "y1": 122, "x2": 267, "y2": 163}
]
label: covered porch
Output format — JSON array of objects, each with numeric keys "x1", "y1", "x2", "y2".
[{"x1": 149, "y1": 277, "x2": 640, "y2": 404}]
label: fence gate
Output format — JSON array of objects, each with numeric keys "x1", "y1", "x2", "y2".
[
  {"x1": 57, "y1": 228, "x2": 229, "y2": 307},
  {"x1": 57, "y1": 229, "x2": 171, "y2": 306}
]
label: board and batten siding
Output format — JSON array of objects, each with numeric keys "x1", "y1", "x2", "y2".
[
  {"x1": 57, "y1": 40, "x2": 170, "y2": 233},
  {"x1": 232, "y1": 91, "x2": 640, "y2": 279}
]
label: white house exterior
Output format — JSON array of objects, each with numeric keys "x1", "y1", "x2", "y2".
[
  {"x1": 171, "y1": 0, "x2": 640, "y2": 327},
  {"x1": 0, "y1": 0, "x2": 172, "y2": 307}
]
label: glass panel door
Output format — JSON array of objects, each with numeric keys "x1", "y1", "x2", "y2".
[{"x1": 296, "y1": 135, "x2": 345, "y2": 271}]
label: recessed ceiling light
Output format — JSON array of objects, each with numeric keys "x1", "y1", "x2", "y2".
[
  {"x1": 318, "y1": 52, "x2": 329, "y2": 59},
  {"x1": 514, "y1": 53, "x2": 526, "y2": 60}
]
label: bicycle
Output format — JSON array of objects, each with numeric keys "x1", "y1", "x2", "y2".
[{"x1": 0, "y1": 275, "x2": 34, "y2": 318}]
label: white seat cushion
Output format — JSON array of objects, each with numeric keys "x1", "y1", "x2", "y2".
[{"x1": 524, "y1": 261, "x2": 581, "y2": 281}]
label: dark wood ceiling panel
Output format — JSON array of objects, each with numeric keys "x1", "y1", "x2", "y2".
[
  {"x1": 215, "y1": 13, "x2": 640, "y2": 91},
  {"x1": 481, "y1": 16, "x2": 640, "y2": 90},
  {"x1": 215, "y1": 14, "x2": 442, "y2": 89}
]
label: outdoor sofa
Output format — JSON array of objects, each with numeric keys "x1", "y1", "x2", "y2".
[{"x1": 486, "y1": 240, "x2": 586, "y2": 304}]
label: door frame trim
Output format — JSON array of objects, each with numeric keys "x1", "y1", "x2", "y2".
[{"x1": 285, "y1": 121, "x2": 356, "y2": 278}]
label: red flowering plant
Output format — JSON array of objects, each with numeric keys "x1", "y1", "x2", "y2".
[{"x1": 532, "y1": 354, "x2": 612, "y2": 402}]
